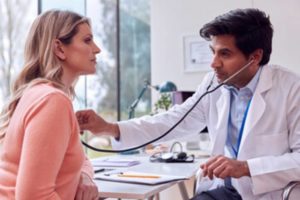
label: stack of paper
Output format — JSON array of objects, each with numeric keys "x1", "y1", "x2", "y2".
[
  {"x1": 95, "y1": 170, "x2": 186, "y2": 185},
  {"x1": 91, "y1": 157, "x2": 140, "y2": 167}
]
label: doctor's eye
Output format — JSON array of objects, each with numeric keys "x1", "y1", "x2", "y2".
[{"x1": 219, "y1": 51, "x2": 231, "y2": 58}]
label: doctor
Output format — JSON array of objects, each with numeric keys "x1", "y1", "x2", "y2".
[{"x1": 76, "y1": 8, "x2": 300, "y2": 200}]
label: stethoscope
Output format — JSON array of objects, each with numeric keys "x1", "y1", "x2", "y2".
[{"x1": 81, "y1": 59, "x2": 255, "y2": 153}]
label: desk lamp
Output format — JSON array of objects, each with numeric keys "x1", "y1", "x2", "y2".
[{"x1": 153, "y1": 81, "x2": 177, "y2": 93}]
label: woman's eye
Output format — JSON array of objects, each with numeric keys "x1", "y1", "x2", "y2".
[{"x1": 84, "y1": 38, "x2": 92, "y2": 43}]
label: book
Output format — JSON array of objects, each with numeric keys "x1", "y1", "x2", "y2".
[
  {"x1": 94, "y1": 170, "x2": 186, "y2": 185},
  {"x1": 91, "y1": 157, "x2": 140, "y2": 167}
]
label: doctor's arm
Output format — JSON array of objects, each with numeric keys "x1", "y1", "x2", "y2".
[
  {"x1": 77, "y1": 73, "x2": 214, "y2": 149},
  {"x1": 77, "y1": 101, "x2": 206, "y2": 149}
]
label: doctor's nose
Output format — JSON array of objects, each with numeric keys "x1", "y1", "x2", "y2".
[{"x1": 210, "y1": 55, "x2": 222, "y2": 69}]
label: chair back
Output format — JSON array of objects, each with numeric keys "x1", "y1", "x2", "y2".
[{"x1": 282, "y1": 181, "x2": 300, "y2": 200}]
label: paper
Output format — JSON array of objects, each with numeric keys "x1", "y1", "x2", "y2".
[
  {"x1": 91, "y1": 157, "x2": 140, "y2": 167},
  {"x1": 94, "y1": 170, "x2": 186, "y2": 185}
]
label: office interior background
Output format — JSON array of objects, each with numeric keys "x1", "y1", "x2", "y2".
[
  {"x1": 0, "y1": 0, "x2": 300, "y2": 157},
  {"x1": 1, "y1": 0, "x2": 300, "y2": 199},
  {"x1": 0, "y1": 0, "x2": 300, "y2": 156}
]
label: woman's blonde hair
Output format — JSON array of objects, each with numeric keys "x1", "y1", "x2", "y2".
[{"x1": 0, "y1": 10, "x2": 89, "y2": 140}]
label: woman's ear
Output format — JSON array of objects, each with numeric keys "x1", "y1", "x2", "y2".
[{"x1": 53, "y1": 39, "x2": 66, "y2": 60}]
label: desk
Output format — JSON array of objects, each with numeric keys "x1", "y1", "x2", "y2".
[{"x1": 93, "y1": 154, "x2": 206, "y2": 200}]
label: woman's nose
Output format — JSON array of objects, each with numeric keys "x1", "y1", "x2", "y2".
[{"x1": 94, "y1": 43, "x2": 101, "y2": 54}]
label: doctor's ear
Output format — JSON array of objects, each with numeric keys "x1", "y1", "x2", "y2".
[
  {"x1": 53, "y1": 39, "x2": 66, "y2": 60},
  {"x1": 250, "y1": 49, "x2": 263, "y2": 64}
]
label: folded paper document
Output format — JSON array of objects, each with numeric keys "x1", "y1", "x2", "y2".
[
  {"x1": 95, "y1": 170, "x2": 186, "y2": 185},
  {"x1": 91, "y1": 157, "x2": 140, "y2": 167}
]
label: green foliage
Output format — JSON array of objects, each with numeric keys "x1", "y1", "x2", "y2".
[{"x1": 154, "y1": 93, "x2": 172, "y2": 112}]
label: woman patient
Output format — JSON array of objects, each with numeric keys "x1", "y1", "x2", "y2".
[{"x1": 0, "y1": 10, "x2": 100, "y2": 199}]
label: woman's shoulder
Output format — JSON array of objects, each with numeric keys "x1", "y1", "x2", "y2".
[
  {"x1": 21, "y1": 83, "x2": 72, "y2": 110},
  {"x1": 25, "y1": 83, "x2": 70, "y2": 100}
]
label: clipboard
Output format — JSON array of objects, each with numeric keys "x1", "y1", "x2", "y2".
[
  {"x1": 91, "y1": 157, "x2": 140, "y2": 167},
  {"x1": 94, "y1": 170, "x2": 186, "y2": 185}
]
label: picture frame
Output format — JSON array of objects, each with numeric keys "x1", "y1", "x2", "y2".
[{"x1": 183, "y1": 35, "x2": 212, "y2": 72}]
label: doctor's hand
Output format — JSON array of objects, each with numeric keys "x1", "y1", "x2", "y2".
[
  {"x1": 200, "y1": 155, "x2": 250, "y2": 180},
  {"x1": 76, "y1": 109, "x2": 120, "y2": 138},
  {"x1": 75, "y1": 172, "x2": 98, "y2": 200}
]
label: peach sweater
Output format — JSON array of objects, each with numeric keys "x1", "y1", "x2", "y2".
[{"x1": 0, "y1": 84, "x2": 94, "y2": 200}]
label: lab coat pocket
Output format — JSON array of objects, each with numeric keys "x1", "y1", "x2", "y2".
[{"x1": 251, "y1": 131, "x2": 288, "y2": 157}]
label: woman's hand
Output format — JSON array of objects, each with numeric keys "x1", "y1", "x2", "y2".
[{"x1": 75, "y1": 172, "x2": 99, "y2": 200}]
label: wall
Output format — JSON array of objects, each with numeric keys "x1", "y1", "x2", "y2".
[{"x1": 151, "y1": 0, "x2": 300, "y2": 98}]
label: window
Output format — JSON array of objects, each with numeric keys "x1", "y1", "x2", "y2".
[
  {"x1": 119, "y1": 0, "x2": 151, "y2": 120},
  {"x1": 38, "y1": 0, "x2": 151, "y2": 157},
  {"x1": 0, "y1": 0, "x2": 37, "y2": 108}
]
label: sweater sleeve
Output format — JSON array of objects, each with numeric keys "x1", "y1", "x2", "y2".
[
  {"x1": 15, "y1": 93, "x2": 74, "y2": 200},
  {"x1": 81, "y1": 156, "x2": 94, "y2": 179}
]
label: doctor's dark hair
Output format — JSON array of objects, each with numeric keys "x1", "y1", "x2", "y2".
[{"x1": 200, "y1": 8, "x2": 273, "y2": 66}]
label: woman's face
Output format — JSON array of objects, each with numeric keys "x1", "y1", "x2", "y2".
[{"x1": 60, "y1": 23, "x2": 100, "y2": 83}]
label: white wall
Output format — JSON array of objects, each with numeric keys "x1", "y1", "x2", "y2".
[{"x1": 151, "y1": 0, "x2": 300, "y2": 97}]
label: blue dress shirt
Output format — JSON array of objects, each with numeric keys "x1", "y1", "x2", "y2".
[{"x1": 225, "y1": 67, "x2": 262, "y2": 158}]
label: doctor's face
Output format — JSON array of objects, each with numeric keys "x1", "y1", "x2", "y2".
[{"x1": 209, "y1": 35, "x2": 259, "y2": 89}]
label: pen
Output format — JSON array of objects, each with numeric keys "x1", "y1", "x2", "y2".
[
  {"x1": 117, "y1": 174, "x2": 161, "y2": 179},
  {"x1": 94, "y1": 168, "x2": 114, "y2": 173},
  {"x1": 94, "y1": 168, "x2": 105, "y2": 173}
]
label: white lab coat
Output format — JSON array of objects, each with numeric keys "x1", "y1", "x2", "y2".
[{"x1": 112, "y1": 65, "x2": 300, "y2": 200}]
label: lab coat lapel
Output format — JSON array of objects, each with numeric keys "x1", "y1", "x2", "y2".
[
  {"x1": 239, "y1": 66, "x2": 273, "y2": 151},
  {"x1": 211, "y1": 87, "x2": 230, "y2": 154}
]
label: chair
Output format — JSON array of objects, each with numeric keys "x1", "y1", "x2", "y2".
[
  {"x1": 193, "y1": 174, "x2": 300, "y2": 200},
  {"x1": 193, "y1": 169, "x2": 215, "y2": 196},
  {"x1": 193, "y1": 169, "x2": 201, "y2": 196},
  {"x1": 282, "y1": 181, "x2": 300, "y2": 200}
]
